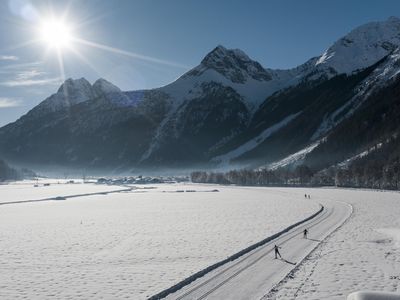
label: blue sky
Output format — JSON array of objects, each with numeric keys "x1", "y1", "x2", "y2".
[{"x1": 1, "y1": 0, "x2": 400, "y2": 126}]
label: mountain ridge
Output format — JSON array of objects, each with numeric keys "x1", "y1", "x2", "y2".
[{"x1": 1, "y1": 16, "x2": 400, "y2": 173}]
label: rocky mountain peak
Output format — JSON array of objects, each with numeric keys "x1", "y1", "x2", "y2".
[
  {"x1": 57, "y1": 78, "x2": 91, "y2": 93},
  {"x1": 55, "y1": 77, "x2": 94, "y2": 106},
  {"x1": 201, "y1": 45, "x2": 251, "y2": 64},
  {"x1": 198, "y1": 45, "x2": 272, "y2": 83},
  {"x1": 93, "y1": 78, "x2": 121, "y2": 96}
]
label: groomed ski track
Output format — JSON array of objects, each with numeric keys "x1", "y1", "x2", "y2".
[{"x1": 152, "y1": 196, "x2": 352, "y2": 300}]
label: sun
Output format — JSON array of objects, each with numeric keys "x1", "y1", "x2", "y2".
[{"x1": 39, "y1": 18, "x2": 73, "y2": 50}]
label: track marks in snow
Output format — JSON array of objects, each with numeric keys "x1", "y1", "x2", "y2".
[{"x1": 266, "y1": 189, "x2": 400, "y2": 300}]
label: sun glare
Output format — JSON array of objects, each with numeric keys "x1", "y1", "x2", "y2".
[{"x1": 39, "y1": 18, "x2": 73, "y2": 50}]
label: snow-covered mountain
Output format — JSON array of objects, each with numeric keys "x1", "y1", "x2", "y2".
[
  {"x1": 161, "y1": 45, "x2": 315, "y2": 111},
  {"x1": 1, "y1": 17, "x2": 400, "y2": 171},
  {"x1": 29, "y1": 78, "x2": 136, "y2": 118},
  {"x1": 93, "y1": 78, "x2": 122, "y2": 96},
  {"x1": 194, "y1": 45, "x2": 273, "y2": 83},
  {"x1": 32, "y1": 78, "x2": 95, "y2": 116},
  {"x1": 316, "y1": 16, "x2": 400, "y2": 75}
]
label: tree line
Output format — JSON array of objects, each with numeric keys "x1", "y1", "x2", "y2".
[
  {"x1": 0, "y1": 159, "x2": 22, "y2": 182},
  {"x1": 0, "y1": 159, "x2": 36, "y2": 182},
  {"x1": 191, "y1": 137, "x2": 400, "y2": 190}
]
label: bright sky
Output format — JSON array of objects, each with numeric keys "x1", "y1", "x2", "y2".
[{"x1": 0, "y1": 0, "x2": 400, "y2": 126}]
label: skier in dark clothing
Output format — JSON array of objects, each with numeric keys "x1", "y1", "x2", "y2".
[
  {"x1": 304, "y1": 194, "x2": 307, "y2": 198},
  {"x1": 274, "y1": 245, "x2": 282, "y2": 259},
  {"x1": 303, "y1": 228, "x2": 308, "y2": 239}
]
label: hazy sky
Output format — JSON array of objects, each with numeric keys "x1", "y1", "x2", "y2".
[{"x1": 1, "y1": 0, "x2": 400, "y2": 126}]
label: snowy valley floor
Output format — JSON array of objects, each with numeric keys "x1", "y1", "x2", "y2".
[
  {"x1": 0, "y1": 182, "x2": 400, "y2": 299},
  {"x1": 264, "y1": 188, "x2": 400, "y2": 300},
  {"x1": 165, "y1": 187, "x2": 400, "y2": 300},
  {"x1": 0, "y1": 182, "x2": 318, "y2": 299},
  {"x1": 164, "y1": 188, "x2": 352, "y2": 300}
]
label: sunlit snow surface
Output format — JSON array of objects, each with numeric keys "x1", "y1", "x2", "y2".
[
  {"x1": 0, "y1": 182, "x2": 318, "y2": 299},
  {"x1": 0, "y1": 180, "x2": 125, "y2": 204},
  {"x1": 266, "y1": 188, "x2": 400, "y2": 300}
]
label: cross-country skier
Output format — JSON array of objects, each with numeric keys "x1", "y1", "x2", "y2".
[
  {"x1": 303, "y1": 228, "x2": 308, "y2": 239},
  {"x1": 274, "y1": 245, "x2": 282, "y2": 259}
]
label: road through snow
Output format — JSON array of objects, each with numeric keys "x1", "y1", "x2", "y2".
[{"x1": 164, "y1": 198, "x2": 352, "y2": 300}]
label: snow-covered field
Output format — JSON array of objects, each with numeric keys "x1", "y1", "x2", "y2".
[
  {"x1": 0, "y1": 182, "x2": 319, "y2": 299},
  {"x1": 266, "y1": 188, "x2": 400, "y2": 299},
  {"x1": 0, "y1": 179, "x2": 125, "y2": 204},
  {"x1": 2, "y1": 183, "x2": 399, "y2": 299}
]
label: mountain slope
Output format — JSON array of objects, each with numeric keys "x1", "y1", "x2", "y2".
[
  {"x1": 265, "y1": 48, "x2": 400, "y2": 171},
  {"x1": 0, "y1": 81, "x2": 170, "y2": 168},
  {"x1": 1, "y1": 17, "x2": 400, "y2": 171},
  {"x1": 133, "y1": 45, "x2": 308, "y2": 164},
  {"x1": 315, "y1": 16, "x2": 400, "y2": 75},
  {"x1": 212, "y1": 63, "x2": 380, "y2": 167},
  {"x1": 304, "y1": 61, "x2": 400, "y2": 171}
]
